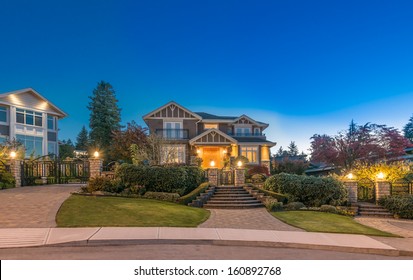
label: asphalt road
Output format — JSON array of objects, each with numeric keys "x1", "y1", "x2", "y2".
[{"x1": 1, "y1": 244, "x2": 412, "y2": 260}]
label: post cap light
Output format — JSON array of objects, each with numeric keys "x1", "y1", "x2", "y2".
[
  {"x1": 377, "y1": 172, "x2": 385, "y2": 180},
  {"x1": 10, "y1": 151, "x2": 16, "y2": 159},
  {"x1": 210, "y1": 160, "x2": 215, "y2": 167},
  {"x1": 237, "y1": 160, "x2": 243, "y2": 168},
  {"x1": 93, "y1": 151, "x2": 100, "y2": 158},
  {"x1": 346, "y1": 173, "x2": 354, "y2": 180}
]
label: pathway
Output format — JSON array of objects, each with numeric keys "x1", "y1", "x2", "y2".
[
  {"x1": 199, "y1": 208, "x2": 303, "y2": 231},
  {"x1": 355, "y1": 217, "x2": 413, "y2": 238},
  {"x1": 0, "y1": 185, "x2": 80, "y2": 228}
]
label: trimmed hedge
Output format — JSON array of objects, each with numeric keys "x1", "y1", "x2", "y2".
[
  {"x1": 379, "y1": 195, "x2": 413, "y2": 219},
  {"x1": 263, "y1": 173, "x2": 347, "y2": 207},
  {"x1": 178, "y1": 182, "x2": 211, "y2": 205},
  {"x1": 246, "y1": 183, "x2": 289, "y2": 204},
  {"x1": 143, "y1": 191, "x2": 180, "y2": 202},
  {"x1": 0, "y1": 172, "x2": 15, "y2": 189},
  {"x1": 115, "y1": 164, "x2": 205, "y2": 195}
]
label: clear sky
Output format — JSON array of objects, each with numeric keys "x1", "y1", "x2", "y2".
[{"x1": 1, "y1": 0, "x2": 413, "y2": 154}]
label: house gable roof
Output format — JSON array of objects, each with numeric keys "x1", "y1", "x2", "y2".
[
  {"x1": 143, "y1": 101, "x2": 202, "y2": 120},
  {"x1": 0, "y1": 88, "x2": 67, "y2": 118},
  {"x1": 189, "y1": 128, "x2": 237, "y2": 145},
  {"x1": 232, "y1": 114, "x2": 268, "y2": 128}
]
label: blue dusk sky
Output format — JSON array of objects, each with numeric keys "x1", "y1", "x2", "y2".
[{"x1": 1, "y1": 0, "x2": 413, "y2": 154}]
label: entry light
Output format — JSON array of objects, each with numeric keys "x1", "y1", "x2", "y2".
[
  {"x1": 93, "y1": 151, "x2": 100, "y2": 158},
  {"x1": 346, "y1": 173, "x2": 354, "y2": 180},
  {"x1": 10, "y1": 151, "x2": 16, "y2": 159},
  {"x1": 377, "y1": 172, "x2": 385, "y2": 180},
  {"x1": 237, "y1": 161, "x2": 243, "y2": 168},
  {"x1": 210, "y1": 160, "x2": 216, "y2": 167}
]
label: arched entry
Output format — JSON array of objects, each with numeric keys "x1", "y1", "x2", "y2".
[{"x1": 357, "y1": 178, "x2": 375, "y2": 202}]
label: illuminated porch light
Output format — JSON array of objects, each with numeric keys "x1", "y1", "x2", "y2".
[
  {"x1": 10, "y1": 151, "x2": 16, "y2": 159},
  {"x1": 223, "y1": 149, "x2": 227, "y2": 154},
  {"x1": 210, "y1": 160, "x2": 216, "y2": 167},
  {"x1": 377, "y1": 172, "x2": 385, "y2": 180},
  {"x1": 237, "y1": 160, "x2": 243, "y2": 168},
  {"x1": 196, "y1": 149, "x2": 201, "y2": 154},
  {"x1": 93, "y1": 151, "x2": 100, "y2": 158}
]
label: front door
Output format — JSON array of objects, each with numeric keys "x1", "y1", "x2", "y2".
[{"x1": 202, "y1": 147, "x2": 221, "y2": 169}]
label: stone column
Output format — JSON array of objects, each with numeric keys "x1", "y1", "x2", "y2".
[
  {"x1": 10, "y1": 159, "x2": 22, "y2": 187},
  {"x1": 207, "y1": 168, "x2": 218, "y2": 186},
  {"x1": 89, "y1": 158, "x2": 103, "y2": 178},
  {"x1": 343, "y1": 180, "x2": 357, "y2": 204},
  {"x1": 234, "y1": 168, "x2": 245, "y2": 186},
  {"x1": 375, "y1": 181, "x2": 391, "y2": 202}
]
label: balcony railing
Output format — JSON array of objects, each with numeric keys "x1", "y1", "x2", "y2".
[
  {"x1": 228, "y1": 132, "x2": 266, "y2": 138},
  {"x1": 155, "y1": 129, "x2": 189, "y2": 140}
]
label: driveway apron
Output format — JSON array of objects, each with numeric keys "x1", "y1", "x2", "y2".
[{"x1": 0, "y1": 185, "x2": 80, "y2": 228}]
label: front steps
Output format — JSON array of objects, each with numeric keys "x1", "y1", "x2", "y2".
[
  {"x1": 203, "y1": 186, "x2": 264, "y2": 209},
  {"x1": 357, "y1": 202, "x2": 393, "y2": 218}
]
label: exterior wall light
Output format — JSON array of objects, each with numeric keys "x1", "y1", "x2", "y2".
[
  {"x1": 196, "y1": 149, "x2": 201, "y2": 154},
  {"x1": 237, "y1": 160, "x2": 243, "y2": 168},
  {"x1": 223, "y1": 149, "x2": 227, "y2": 154},
  {"x1": 377, "y1": 172, "x2": 385, "y2": 180},
  {"x1": 10, "y1": 151, "x2": 16, "y2": 159},
  {"x1": 93, "y1": 151, "x2": 100, "y2": 158},
  {"x1": 210, "y1": 160, "x2": 216, "y2": 167}
]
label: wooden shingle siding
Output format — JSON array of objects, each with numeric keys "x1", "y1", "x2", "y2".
[{"x1": 183, "y1": 119, "x2": 197, "y2": 138}]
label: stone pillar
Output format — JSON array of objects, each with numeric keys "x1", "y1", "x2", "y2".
[
  {"x1": 375, "y1": 181, "x2": 391, "y2": 202},
  {"x1": 89, "y1": 158, "x2": 103, "y2": 178},
  {"x1": 10, "y1": 159, "x2": 22, "y2": 187},
  {"x1": 343, "y1": 181, "x2": 357, "y2": 204},
  {"x1": 234, "y1": 168, "x2": 245, "y2": 186},
  {"x1": 207, "y1": 168, "x2": 218, "y2": 186}
]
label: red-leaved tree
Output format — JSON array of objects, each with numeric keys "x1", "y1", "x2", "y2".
[{"x1": 310, "y1": 121, "x2": 411, "y2": 170}]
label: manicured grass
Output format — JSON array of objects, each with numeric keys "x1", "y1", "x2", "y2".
[
  {"x1": 56, "y1": 195, "x2": 210, "y2": 227},
  {"x1": 272, "y1": 211, "x2": 397, "y2": 237}
]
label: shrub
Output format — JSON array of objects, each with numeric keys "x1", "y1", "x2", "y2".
[
  {"x1": 263, "y1": 173, "x2": 347, "y2": 207},
  {"x1": 284, "y1": 202, "x2": 306, "y2": 210},
  {"x1": 379, "y1": 195, "x2": 413, "y2": 219},
  {"x1": 247, "y1": 165, "x2": 270, "y2": 176},
  {"x1": 87, "y1": 176, "x2": 114, "y2": 193},
  {"x1": 251, "y1": 173, "x2": 267, "y2": 183},
  {"x1": 115, "y1": 164, "x2": 205, "y2": 195},
  {"x1": 143, "y1": 191, "x2": 180, "y2": 202},
  {"x1": 178, "y1": 182, "x2": 211, "y2": 205},
  {"x1": 0, "y1": 172, "x2": 15, "y2": 189},
  {"x1": 246, "y1": 183, "x2": 289, "y2": 203},
  {"x1": 264, "y1": 197, "x2": 283, "y2": 211},
  {"x1": 320, "y1": 205, "x2": 338, "y2": 214}
]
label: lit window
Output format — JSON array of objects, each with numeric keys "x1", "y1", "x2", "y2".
[
  {"x1": 0, "y1": 106, "x2": 7, "y2": 123},
  {"x1": 204, "y1": 124, "x2": 218, "y2": 130},
  {"x1": 241, "y1": 146, "x2": 258, "y2": 163}
]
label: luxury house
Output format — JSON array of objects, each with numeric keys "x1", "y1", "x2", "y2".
[
  {"x1": 0, "y1": 88, "x2": 67, "y2": 157},
  {"x1": 143, "y1": 101, "x2": 276, "y2": 170}
]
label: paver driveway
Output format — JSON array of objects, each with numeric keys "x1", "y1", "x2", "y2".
[{"x1": 0, "y1": 185, "x2": 80, "y2": 228}]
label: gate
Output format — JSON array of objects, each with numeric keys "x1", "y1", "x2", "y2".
[
  {"x1": 219, "y1": 168, "x2": 234, "y2": 185},
  {"x1": 391, "y1": 178, "x2": 412, "y2": 196},
  {"x1": 357, "y1": 178, "x2": 375, "y2": 202},
  {"x1": 21, "y1": 158, "x2": 90, "y2": 186}
]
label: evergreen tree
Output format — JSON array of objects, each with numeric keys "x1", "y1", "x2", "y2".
[
  {"x1": 87, "y1": 81, "x2": 121, "y2": 155},
  {"x1": 403, "y1": 115, "x2": 413, "y2": 143},
  {"x1": 287, "y1": 141, "x2": 299, "y2": 156},
  {"x1": 275, "y1": 146, "x2": 284, "y2": 157},
  {"x1": 75, "y1": 125, "x2": 89, "y2": 150},
  {"x1": 59, "y1": 139, "x2": 75, "y2": 159}
]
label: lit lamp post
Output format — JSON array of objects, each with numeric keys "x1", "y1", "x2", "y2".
[
  {"x1": 377, "y1": 172, "x2": 385, "y2": 180},
  {"x1": 237, "y1": 160, "x2": 243, "y2": 168},
  {"x1": 10, "y1": 151, "x2": 17, "y2": 159},
  {"x1": 346, "y1": 172, "x2": 354, "y2": 180},
  {"x1": 93, "y1": 151, "x2": 100, "y2": 158}
]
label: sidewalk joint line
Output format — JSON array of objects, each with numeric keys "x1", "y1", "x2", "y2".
[
  {"x1": 44, "y1": 228, "x2": 52, "y2": 245},
  {"x1": 87, "y1": 227, "x2": 103, "y2": 243}
]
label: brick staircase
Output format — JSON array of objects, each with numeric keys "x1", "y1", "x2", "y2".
[
  {"x1": 203, "y1": 186, "x2": 264, "y2": 209},
  {"x1": 357, "y1": 202, "x2": 393, "y2": 218}
]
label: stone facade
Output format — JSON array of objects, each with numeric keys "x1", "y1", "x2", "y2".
[
  {"x1": 343, "y1": 181, "x2": 357, "y2": 204},
  {"x1": 10, "y1": 159, "x2": 22, "y2": 188},
  {"x1": 207, "y1": 168, "x2": 218, "y2": 186},
  {"x1": 375, "y1": 181, "x2": 391, "y2": 201},
  {"x1": 89, "y1": 158, "x2": 103, "y2": 178},
  {"x1": 234, "y1": 168, "x2": 245, "y2": 186}
]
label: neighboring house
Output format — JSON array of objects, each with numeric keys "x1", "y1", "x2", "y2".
[
  {"x1": 0, "y1": 88, "x2": 67, "y2": 157},
  {"x1": 143, "y1": 101, "x2": 276, "y2": 170}
]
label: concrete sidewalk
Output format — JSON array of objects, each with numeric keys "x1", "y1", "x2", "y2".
[{"x1": 0, "y1": 227, "x2": 412, "y2": 257}]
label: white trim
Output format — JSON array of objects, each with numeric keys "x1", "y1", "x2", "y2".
[
  {"x1": 143, "y1": 101, "x2": 202, "y2": 120},
  {"x1": 189, "y1": 128, "x2": 237, "y2": 145},
  {"x1": 0, "y1": 88, "x2": 67, "y2": 118}
]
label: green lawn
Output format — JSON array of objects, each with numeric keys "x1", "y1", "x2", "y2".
[
  {"x1": 272, "y1": 211, "x2": 397, "y2": 237},
  {"x1": 56, "y1": 195, "x2": 210, "y2": 227}
]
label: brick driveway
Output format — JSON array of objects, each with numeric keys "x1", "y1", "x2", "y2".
[
  {"x1": 199, "y1": 208, "x2": 304, "y2": 231},
  {"x1": 0, "y1": 185, "x2": 80, "y2": 228}
]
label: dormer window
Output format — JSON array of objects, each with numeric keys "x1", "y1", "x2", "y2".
[{"x1": 204, "y1": 123, "x2": 218, "y2": 130}]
